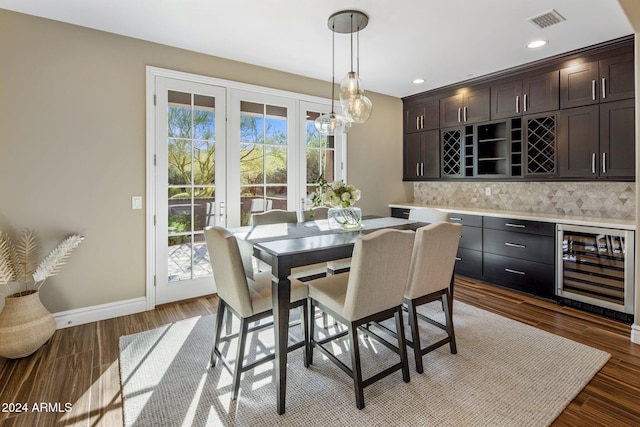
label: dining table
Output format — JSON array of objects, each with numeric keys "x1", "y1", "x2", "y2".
[{"x1": 230, "y1": 216, "x2": 421, "y2": 414}]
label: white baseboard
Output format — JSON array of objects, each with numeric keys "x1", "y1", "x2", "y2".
[
  {"x1": 631, "y1": 323, "x2": 640, "y2": 344},
  {"x1": 52, "y1": 297, "x2": 148, "y2": 329}
]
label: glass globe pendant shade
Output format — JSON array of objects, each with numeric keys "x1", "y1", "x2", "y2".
[
  {"x1": 339, "y1": 71, "x2": 365, "y2": 104},
  {"x1": 342, "y1": 93, "x2": 372, "y2": 123},
  {"x1": 314, "y1": 112, "x2": 352, "y2": 136}
]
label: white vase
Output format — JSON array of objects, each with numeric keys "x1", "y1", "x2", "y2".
[
  {"x1": 0, "y1": 290, "x2": 56, "y2": 359},
  {"x1": 328, "y1": 206, "x2": 362, "y2": 230}
]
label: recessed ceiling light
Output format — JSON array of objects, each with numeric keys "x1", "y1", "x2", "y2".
[
  {"x1": 413, "y1": 78, "x2": 425, "y2": 84},
  {"x1": 527, "y1": 40, "x2": 548, "y2": 49}
]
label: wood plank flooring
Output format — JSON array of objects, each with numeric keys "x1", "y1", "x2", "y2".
[{"x1": 1, "y1": 277, "x2": 640, "y2": 426}]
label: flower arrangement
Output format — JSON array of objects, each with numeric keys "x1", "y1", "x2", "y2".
[
  {"x1": 0, "y1": 230, "x2": 85, "y2": 297},
  {"x1": 311, "y1": 176, "x2": 361, "y2": 208}
]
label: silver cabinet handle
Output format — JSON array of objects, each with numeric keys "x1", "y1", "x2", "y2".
[
  {"x1": 505, "y1": 268, "x2": 525, "y2": 275},
  {"x1": 416, "y1": 116, "x2": 420, "y2": 130},
  {"x1": 602, "y1": 78, "x2": 606, "y2": 99},
  {"x1": 457, "y1": 107, "x2": 461, "y2": 123},
  {"x1": 505, "y1": 223, "x2": 525, "y2": 228},
  {"x1": 450, "y1": 217, "x2": 462, "y2": 222},
  {"x1": 592, "y1": 80, "x2": 597, "y2": 101},
  {"x1": 515, "y1": 95, "x2": 520, "y2": 113},
  {"x1": 523, "y1": 94, "x2": 528, "y2": 112},
  {"x1": 455, "y1": 256, "x2": 462, "y2": 261},
  {"x1": 416, "y1": 163, "x2": 420, "y2": 177},
  {"x1": 591, "y1": 153, "x2": 596, "y2": 174},
  {"x1": 505, "y1": 242, "x2": 526, "y2": 248},
  {"x1": 421, "y1": 162, "x2": 424, "y2": 176},
  {"x1": 463, "y1": 106, "x2": 468, "y2": 122},
  {"x1": 602, "y1": 152, "x2": 606, "y2": 174},
  {"x1": 421, "y1": 115, "x2": 424, "y2": 129}
]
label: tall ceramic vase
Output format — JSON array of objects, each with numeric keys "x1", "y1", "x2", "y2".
[{"x1": 0, "y1": 290, "x2": 56, "y2": 359}]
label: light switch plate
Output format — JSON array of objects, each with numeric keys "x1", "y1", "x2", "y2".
[{"x1": 132, "y1": 196, "x2": 143, "y2": 210}]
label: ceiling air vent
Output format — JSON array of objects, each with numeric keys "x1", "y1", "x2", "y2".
[{"x1": 527, "y1": 9, "x2": 566, "y2": 29}]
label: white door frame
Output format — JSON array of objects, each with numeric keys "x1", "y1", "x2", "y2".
[{"x1": 145, "y1": 66, "x2": 343, "y2": 310}]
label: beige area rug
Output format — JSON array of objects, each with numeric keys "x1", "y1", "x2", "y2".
[{"x1": 119, "y1": 301, "x2": 610, "y2": 427}]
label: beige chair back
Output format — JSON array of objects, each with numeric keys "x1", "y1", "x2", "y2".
[
  {"x1": 301, "y1": 206, "x2": 329, "y2": 222},
  {"x1": 405, "y1": 222, "x2": 462, "y2": 300},
  {"x1": 408, "y1": 207, "x2": 450, "y2": 223},
  {"x1": 343, "y1": 229, "x2": 415, "y2": 321},
  {"x1": 204, "y1": 226, "x2": 254, "y2": 317},
  {"x1": 249, "y1": 209, "x2": 298, "y2": 226}
]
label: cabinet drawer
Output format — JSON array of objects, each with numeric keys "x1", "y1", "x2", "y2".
[
  {"x1": 483, "y1": 216, "x2": 554, "y2": 236},
  {"x1": 449, "y1": 213, "x2": 483, "y2": 227},
  {"x1": 460, "y1": 225, "x2": 482, "y2": 251},
  {"x1": 483, "y1": 229, "x2": 554, "y2": 264},
  {"x1": 483, "y1": 253, "x2": 555, "y2": 298},
  {"x1": 454, "y1": 247, "x2": 482, "y2": 279},
  {"x1": 391, "y1": 207, "x2": 410, "y2": 219}
]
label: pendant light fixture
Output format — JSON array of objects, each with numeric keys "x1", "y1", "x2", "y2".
[
  {"x1": 314, "y1": 15, "x2": 351, "y2": 136},
  {"x1": 335, "y1": 10, "x2": 372, "y2": 124}
]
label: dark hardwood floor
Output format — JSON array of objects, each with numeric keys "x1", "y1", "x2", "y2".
[{"x1": 1, "y1": 276, "x2": 639, "y2": 426}]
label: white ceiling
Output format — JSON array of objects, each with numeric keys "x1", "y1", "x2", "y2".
[{"x1": 0, "y1": 0, "x2": 633, "y2": 98}]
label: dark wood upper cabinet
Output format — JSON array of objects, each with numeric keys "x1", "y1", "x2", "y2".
[
  {"x1": 403, "y1": 130, "x2": 439, "y2": 180},
  {"x1": 440, "y1": 87, "x2": 490, "y2": 128},
  {"x1": 600, "y1": 98, "x2": 635, "y2": 177},
  {"x1": 404, "y1": 97, "x2": 439, "y2": 133},
  {"x1": 560, "y1": 50, "x2": 634, "y2": 109},
  {"x1": 491, "y1": 71, "x2": 559, "y2": 120},
  {"x1": 558, "y1": 99, "x2": 634, "y2": 179}
]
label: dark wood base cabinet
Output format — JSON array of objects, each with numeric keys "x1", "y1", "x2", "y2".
[{"x1": 482, "y1": 253, "x2": 555, "y2": 298}]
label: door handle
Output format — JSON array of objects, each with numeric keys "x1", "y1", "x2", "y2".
[
  {"x1": 515, "y1": 95, "x2": 520, "y2": 113},
  {"x1": 592, "y1": 80, "x2": 597, "y2": 101},
  {"x1": 463, "y1": 106, "x2": 468, "y2": 122},
  {"x1": 416, "y1": 163, "x2": 420, "y2": 177},
  {"x1": 416, "y1": 116, "x2": 420, "y2": 130},
  {"x1": 591, "y1": 153, "x2": 596, "y2": 174},
  {"x1": 602, "y1": 152, "x2": 606, "y2": 174},
  {"x1": 602, "y1": 78, "x2": 606, "y2": 99},
  {"x1": 523, "y1": 94, "x2": 528, "y2": 112},
  {"x1": 421, "y1": 162, "x2": 424, "y2": 176},
  {"x1": 458, "y1": 108, "x2": 461, "y2": 123},
  {"x1": 421, "y1": 115, "x2": 424, "y2": 129}
]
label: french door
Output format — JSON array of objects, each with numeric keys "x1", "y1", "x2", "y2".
[{"x1": 154, "y1": 77, "x2": 227, "y2": 304}]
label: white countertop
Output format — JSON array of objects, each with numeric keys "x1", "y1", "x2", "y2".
[{"x1": 389, "y1": 202, "x2": 636, "y2": 230}]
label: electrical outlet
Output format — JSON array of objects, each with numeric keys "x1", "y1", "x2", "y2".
[{"x1": 485, "y1": 187, "x2": 491, "y2": 196}]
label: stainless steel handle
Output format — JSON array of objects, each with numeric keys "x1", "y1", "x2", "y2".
[
  {"x1": 421, "y1": 162, "x2": 424, "y2": 176},
  {"x1": 416, "y1": 163, "x2": 420, "y2": 176},
  {"x1": 421, "y1": 115, "x2": 424, "y2": 129},
  {"x1": 458, "y1": 108, "x2": 461, "y2": 123},
  {"x1": 455, "y1": 256, "x2": 462, "y2": 261},
  {"x1": 591, "y1": 153, "x2": 596, "y2": 174},
  {"x1": 592, "y1": 80, "x2": 597, "y2": 101},
  {"x1": 515, "y1": 95, "x2": 520, "y2": 113},
  {"x1": 416, "y1": 116, "x2": 420, "y2": 130},
  {"x1": 602, "y1": 78, "x2": 606, "y2": 99},
  {"x1": 505, "y1": 223, "x2": 525, "y2": 228},
  {"x1": 505, "y1": 242, "x2": 526, "y2": 248},
  {"x1": 463, "y1": 106, "x2": 468, "y2": 122},
  {"x1": 450, "y1": 217, "x2": 463, "y2": 222},
  {"x1": 505, "y1": 268, "x2": 525, "y2": 275},
  {"x1": 523, "y1": 94, "x2": 528, "y2": 112},
  {"x1": 602, "y1": 152, "x2": 606, "y2": 174}
]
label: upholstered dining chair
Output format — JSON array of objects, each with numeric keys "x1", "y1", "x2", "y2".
[
  {"x1": 408, "y1": 207, "x2": 451, "y2": 223},
  {"x1": 249, "y1": 209, "x2": 298, "y2": 226},
  {"x1": 306, "y1": 228, "x2": 415, "y2": 409},
  {"x1": 404, "y1": 222, "x2": 461, "y2": 374},
  {"x1": 246, "y1": 209, "x2": 326, "y2": 282},
  {"x1": 203, "y1": 226, "x2": 310, "y2": 401}
]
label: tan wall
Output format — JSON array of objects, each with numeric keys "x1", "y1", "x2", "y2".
[{"x1": 0, "y1": 10, "x2": 410, "y2": 312}]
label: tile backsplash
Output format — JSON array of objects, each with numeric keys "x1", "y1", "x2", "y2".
[{"x1": 414, "y1": 181, "x2": 636, "y2": 220}]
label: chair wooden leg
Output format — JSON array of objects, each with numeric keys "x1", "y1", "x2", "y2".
[
  {"x1": 406, "y1": 299, "x2": 424, "y2": 374},
  {"x1": 308, "y1": 298, "x2": 315, "y2": 365},
  {"x1": 231, "y1": 318, "x2": 248, "y2": 400},
  {"x1": 302, "y1": 301, "x2": 310, "y2": 368},
  {"x1": 211, "y1": 299, "x2": 226, "y2": 367},
  {"x1": 443, "y1": 291, "x2": 457, "y2": 354},
  {"x1": 348, "y1": 323, "x2": 365, "y2": 410},
  {"x1": 395, "y1": 307, "x2": 410, "y2": 383}
]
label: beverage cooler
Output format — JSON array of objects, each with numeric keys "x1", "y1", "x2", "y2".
[{"x1": 556, "y1": 224, "x2": 635, "y2": 322}]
